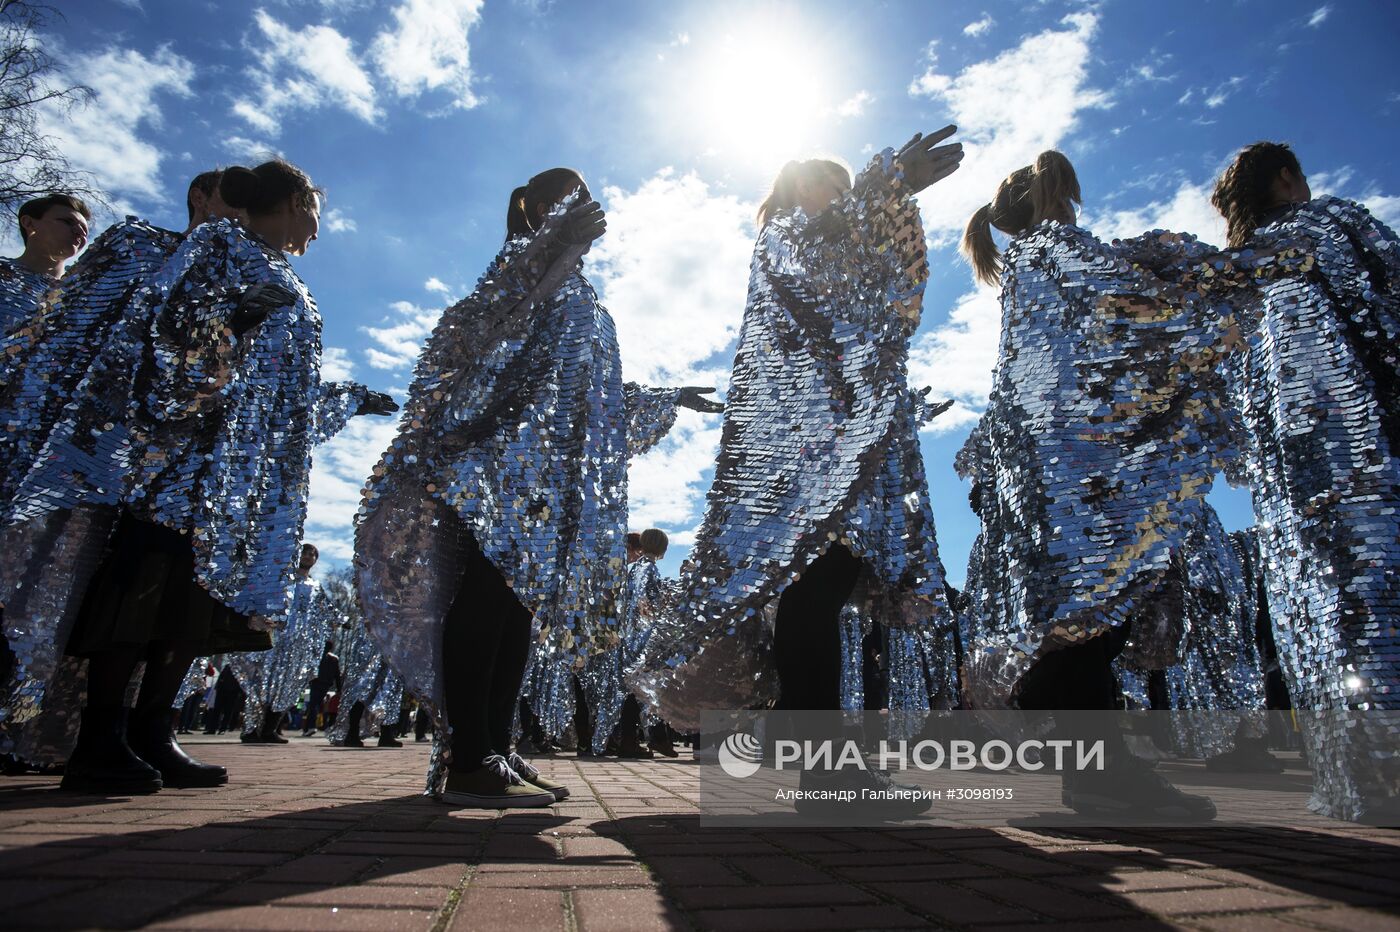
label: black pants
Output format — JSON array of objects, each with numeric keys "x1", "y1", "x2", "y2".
[
  {"x1": 773, "y1": 544, "x2": 864, "y2": 712},
  {"x1": 1016, "y1": 622, "x2": 1133, "y2": 712},
  {"x1": 441, "y1": 535, "x2": 533, "y2": 769},
  {"x1": 304, "y1": 684, "x2": 328, "y2": 731}
]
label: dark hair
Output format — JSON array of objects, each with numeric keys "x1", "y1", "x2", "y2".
[
  {"x1": 1212, "y1": 142, "x2": 1304, "y2": 249},
  {"x1": 757, "y1": 159, "x2": 850, "y2": 227},
  {"x1": 219, "y1": 159, "x2": 323, "y2": 218},
  {"x1": 625, "y1": 532, "x2": 642, "y2": 550},
  {"x1": 301, "y1": 542, "x2": 319, "y2": 562},
  {"x1": 640, "y1": 528, "x2": 668, "y2": 558},
  {"x1": 17, "y1": 193, "x2": 91, "y2": 243},
  {"x1": 961, "y1": 150, "x2": 1081, "y2": 287},
  {"x1": 186, "y1": 169, "x2": 224, "y2": 224},
  {"x1": 506, "y1": 168, "x2": 585, "y2": 237}
]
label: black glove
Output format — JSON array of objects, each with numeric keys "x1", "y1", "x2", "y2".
[
  {"x1": 677, "y1": 386, "x2": 723, "y2": 413},
  {"x1": 895, "y1": 125, "x2": 964, "y2": 195},
  {"x1": 228, "y1": 282, "x2": 296, "y2": 338},
  {"x1": 356, "y1": 390, "x2": 399, "y2": 417},
  {"x1": 560, "y1": 199, "x2": 607, "y2": 247}
]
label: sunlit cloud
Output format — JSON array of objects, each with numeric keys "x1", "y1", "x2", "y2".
[
  {"x1": 361, "y1": 300, "x2": 440, "y2": 371},
  {"x1": 371, "y1": 0, "x2": 483, "y2": 109},
  {"x1": 1307, "y1": 5, "x2": 1332, "y2": 27},
  {"x1": 324, "y1": 207, "x2": 358, "y2": 233},
  {"x1": 963, "y1": 14, "x2": 995, "y2": 37}
]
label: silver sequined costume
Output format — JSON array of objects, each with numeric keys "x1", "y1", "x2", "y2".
[
  {"x1": 173, "y1": 656, "x2": 212, "y2": 709},
  {"x1": 355, "y1": 197, "x2": 680, "y2": 781},
  {"x1": 233, "y1": 575, "x2": 337, "y2": 732},
  {"x1": 631, "y1": 150, "x2": 952, "y2": 731},
  {"x1": 0, "y1": 256, "x2": 55, "y2": 333},
  {"x1": 1230, "y1": 196, "x2": 1400, "y2": 820},
  {"x1": 958, "y1": 222, "x2": 1286, "y2": 710},
  {"x1": 584, "y1": 556, "x2": 667, "y2": 753},
  {"x1": 0, "y1": 221, "x2": 180, "y2": 755},
  {"x1": 328, "y1": 619, "x2": 405, "y2": 744}
]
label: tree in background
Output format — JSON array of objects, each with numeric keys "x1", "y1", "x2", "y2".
[{"x1": 0, "y1": 1, "x2": 99, "y2": 215}]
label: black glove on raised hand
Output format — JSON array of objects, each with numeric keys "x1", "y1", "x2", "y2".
[
  {"x1": 356, "y1": 390, "x2": 399, "y2": 417},
  {"x1": 560, "y1": 199, "x2": 607, "y2": 247},
  {"x1": 677, "y1": 386, "x2": 723, "y2": 413},
  {"x1": 895, "y1": 125, "x2": 965, "y2": 195}
]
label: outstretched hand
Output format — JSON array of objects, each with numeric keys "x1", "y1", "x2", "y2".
[
  {"x1": 356, "y1": 390, "x2": 399, "y2": 417},
  {"x1": 678, "y1": 386, "x2": 723, "y2": 414},
  {"x1": 896, "y1": 125, "x2": 964, "y2": 195},
  {"x1": 561, "y1": 199, "x2": 607, "y2": 247}
]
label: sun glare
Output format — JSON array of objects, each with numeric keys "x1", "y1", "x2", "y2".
[{"x1": 684, "y1": 15, "x2": 838, "y2": 173}]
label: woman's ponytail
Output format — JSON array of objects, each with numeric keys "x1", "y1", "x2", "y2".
[
  {"x1": 505, "y1": 185, "x2": 532, "y2": 237},
  {"x1": 962, "y1": 204, "x2": 1002, "y2": 288},
  {"x1": 504, "y1": 168, "x2": 585, "y2": 239},
  {"x1": 1029, "y1": 150, "x2": 1081, "y2": 228},
  {"x1": 1211, "y1": 141, "x2": 1303, "y2": 248}
]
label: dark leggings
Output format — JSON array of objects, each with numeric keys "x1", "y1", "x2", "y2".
[
  {"x1": 773, "y1": 544, "x2": 864, "y2": 712},
  {"x1": 87, "y1": 641, "x2": 199, "y2": 721},
  {"x1": 441, "y1": 535, "x2": 533, "y2": 769},
  {"x1": 1016, "y1": 622, "x2": 1132, "y2": 712}
]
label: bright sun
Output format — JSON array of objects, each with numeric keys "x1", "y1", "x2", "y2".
[{"x1": 683, "y1": 14, "x2": 840, "y2": 174}]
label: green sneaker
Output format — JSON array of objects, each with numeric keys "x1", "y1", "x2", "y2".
[
  {"x1": 508, "y1": 751, "x2": 571, "y2": 800},
  {"x1": 441, "y1": 755, "x2": 555, "y2": 809}
]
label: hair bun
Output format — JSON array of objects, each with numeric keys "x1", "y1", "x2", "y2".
[{"x1": 218, "y1": 166, "x2": 261, "y2": 210}]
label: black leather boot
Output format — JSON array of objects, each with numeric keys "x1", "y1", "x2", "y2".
[
  {"x1": 127, "y1": 710, "x2": 228, "y2": 788},
  {"x1": 343, "y1": 702, "x2": 365, "y2": 748},
  {"x1": 61, "y1": 705, "x2": 162, "y2": 794}
]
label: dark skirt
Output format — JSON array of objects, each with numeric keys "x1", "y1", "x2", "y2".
[{"x1": 67, "y1": 510, "x2": 272, "y2": 657}]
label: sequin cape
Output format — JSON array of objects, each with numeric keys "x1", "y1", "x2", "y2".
[
  {"x1": 120, "y1": 220, "x2": 365, "y2": 621},
  {"x1": 630, "y1": 150, "x2": 952, "y2": 731},
  {"x1": 959, "y1": 223, "x2": 1272, "y2": 710},
  {"x1": 0, "y1": 223, "x2": 180, "y2": 755},
  {"x1": 355, "y1": 198, "x2": 680, "y2": 730},
  {"x1": 328, "y1": 618, "x2": 405, "y2": 744},
  {"x1": 584, "y1": 556, "x2": 666, "y2": 753},
  {"x1": 0, "y1": 256, "x2": 55, "y2": 333},
  {"x1": 230, "y1": 575, "x2": 338, "y2": 730},
  {"x1": 1231, "y1": 196, "x2": 1400, "y2": 820}
]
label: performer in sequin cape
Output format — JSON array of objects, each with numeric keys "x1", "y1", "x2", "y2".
[
  {"x1": 329, "y1": 617, "x2": 406, "y2": 749},
  {"x1": 0, "y1": 256, "x2": 56, "y2": 333},
  {"x1": 33, "y1": 161, "x2": 395, "y2": 796},
  {"x1": 630, "y1": 131, "x2": 964, "y2": 749},
  {"x1": 356, "y1": 171, "x2": 714, "y2": 806},
  {"x1": 235, "y1": 545, "x2": 339, "y2": 743},
  {"x1": 1212, "y1": 142, "x2": 1400, "y2": 821},
  {"x1": 955, "y1": 150, "x2": 1310, "y2": 820},
  {"x1": 0, "y1": 193, "x2": 90, "y2": 331}
]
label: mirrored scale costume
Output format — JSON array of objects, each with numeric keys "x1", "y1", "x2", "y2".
[
  {"x1": 957, "y1": 222, "x2": 1298, "y2": 711},
  {"x1": 355, "y1": 197, "x2": 680, "y2": 788},
  {"x1": 173, "y1": 656, "x2": 211, "y2": 710},
  {"x1": 0, "y1": 220, "x2": 364, "y2": 757},
  {"x1": 1114, "y1": 510, "x2": 1267, "y2": 756},
  {"x1": 583, "y1": 555, "x2": 667, "y2": 753},
  {"x1": 328, "y1": 619, "x2": 405, "y2": 744},
  {"x1": 631, "y1": 150, "x2": 953, "y2": 730},
  {"x1": 0, "y1": 256, "x2": 56, "y2": 332},
  {"x1": 1229, "y1": 196, "x2": 1400, "y2": 820},
  {"x1": 0, "y1": 220, "x2": 181, "y2": 758},
  {"x1": 232, "y1": 575, "x2": 337, "y2": 733}
]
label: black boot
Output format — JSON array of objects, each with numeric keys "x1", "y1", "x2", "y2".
[
  {"x1": 259, "y1": 711, "x2": 289, "y2": 744},
  {"x1": 127, "y1": 710, "x2": 227, "y2": 788},
  {"x1": 343, "y1": 702, "x2": 365, "y2": 748},
  {"x1": 377, "y1": 731, "x2": 403, "y2": 748},
  {"x1": 61, "y1": 705, "x2": 162, "y2": 794},
  {"x1": 647, "y1": 724, "x2": 678, "y2": 758}
]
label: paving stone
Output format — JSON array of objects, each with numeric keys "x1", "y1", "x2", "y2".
[{"x1": 450, "y1": 889, "x2": 565, "y2": 930}]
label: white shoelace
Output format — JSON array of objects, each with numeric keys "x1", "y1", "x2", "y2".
[
  {"x1": 481, "y1": 754, "x2": 525, "y2": 785},
  {"x1": 506, "y1": 751, "x2": 540, "y2": 781}
]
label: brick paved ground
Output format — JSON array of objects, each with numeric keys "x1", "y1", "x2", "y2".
[{"x1": 1, "y1": 735, "x2": 1396, "y2": 931}]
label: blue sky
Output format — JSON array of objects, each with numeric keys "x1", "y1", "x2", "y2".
[{"x1": 33, "y1": 0, "x2": 1400, "y2": 581}]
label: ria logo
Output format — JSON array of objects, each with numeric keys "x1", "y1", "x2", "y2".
[{"x1": 717, "y1": 732, "x2": 763, "y2": 779}]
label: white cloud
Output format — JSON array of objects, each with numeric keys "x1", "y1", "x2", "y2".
[
  {"x1": 303, "y1": 414, "x2": 401, "y2": 562},
  {"x1": 321, "y1": 346, "x2": 355, "y2": 381},
  {"x1": 963, "y1": 14, "x2": 995, "y2": 37},
  {"x1": 324, "y1": 207, "x2": 357, "y2": 233},
  {"x1": 626, "y1": 409, "x2": 723, "y2": 533},
  {"x1": 40, "y1": 44, "x2": 194, "y2": 204},
  {"x1": 425, "y1": 276, "x2": 451, "y2": 295},
  {"x1": 907, "y1": 287, "x2": 1002, "y2": 431},
  {"x1": 222, "y1": 134, "x2": 277, "y2": 162},
  {"x1": 1085, "y1": 180, "x2": 1226, "y2": 247},
  {"x1": 588, "y1": 168, "x2": 756, "y2": 386},
  {"x1": 1307, "y1": 5, "x2": 1332, "y2": 27},
  {"x1": 907, "y1": 12, "x2": 1111, "y2": 243},
  {"x1": 1203, "y1": 76, "x2": 1244, "y2": 109},
  {"x1": 835, "y1": 90, "x2": 873, "y2": 118},
  {"x1": 361, "y1": 300, "x2": 440, "y2": 371},
  {"x1": 371, "y1": 0, "x2": 484, "y2": 109},
  {"x1": 233, "y1": 10, "x2": 379, "y2": 135}
]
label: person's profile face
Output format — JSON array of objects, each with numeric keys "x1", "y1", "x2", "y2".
[
  {"x1": 25, "y1": 206, "x2": 89, "y2": 260},
  {"x1": 284, "y1": 200, "x2": 320, "y2": 256}
]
